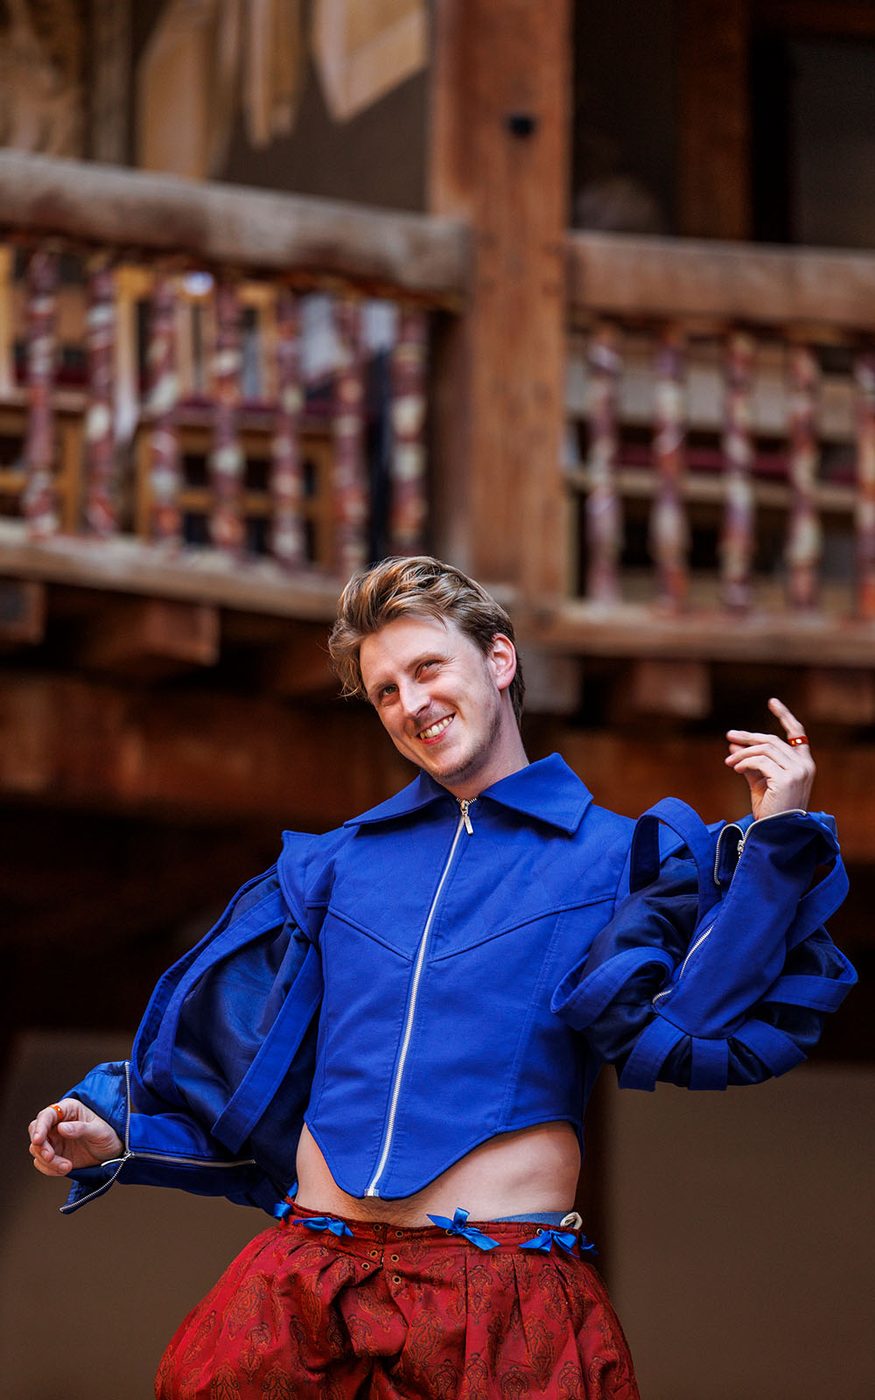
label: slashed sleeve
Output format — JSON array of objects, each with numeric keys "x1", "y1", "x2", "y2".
[{"x1": 551, "y1": 810, "x2": 857, "y2": 1090}]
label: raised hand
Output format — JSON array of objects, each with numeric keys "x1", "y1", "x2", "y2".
[
  {"x1": 28, "y1": 1098, "x2": 123, "y2": 1178},
  {"x1": 725, "y1": 696, "x2": 815, "y2": 820}
]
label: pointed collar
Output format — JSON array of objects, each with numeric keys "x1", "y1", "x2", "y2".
[{"x1": 344, "y1": 753, "x2": 593, "y2": 835}]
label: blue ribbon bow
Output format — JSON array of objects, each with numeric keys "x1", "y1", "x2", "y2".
[
  {"x1": 272, "y1": 1202, "x2": 353, "y2": 1238},
  {"x1": 520, "y1": 1228, "x2": 598, "y2": 1256},
  {"x1": 427, "y1": 1207, "x2": 500, "y2": 1251}
]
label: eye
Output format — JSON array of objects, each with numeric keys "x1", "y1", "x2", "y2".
[{"x1": 377, "y1": 683, "x2": 398, "y2": 704}]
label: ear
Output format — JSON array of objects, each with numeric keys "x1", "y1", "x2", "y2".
[{"x1": 486, "y1": 633, "x2": 518, "y2": 694}]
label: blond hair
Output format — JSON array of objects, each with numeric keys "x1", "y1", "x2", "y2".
[{"x1": 328, "y1": 556, "x2": 525, "y2": 724}]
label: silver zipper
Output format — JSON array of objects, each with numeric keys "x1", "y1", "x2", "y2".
[
  {"x1": 59, "y1": 1060, "x2": 257, "y2": 1213},
  {"x1": 652, "y1": 921, "x2": 715, "y2": 1006},
  {"x1": 365, "y1": 802, "x2": 473, "y2": 1197},
  {"x1": 736, "y1": 808, "x2": 807, "y2": 859}
]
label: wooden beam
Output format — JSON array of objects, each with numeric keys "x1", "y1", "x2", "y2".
[
  {"x1": 618, "y1": 659, "x2": 711, "y2": 720},
  {"x1": 566, "y1": 231, "x2": 875, "y2": 332},
  {"x1": 0, "y1": 673, "x2": 409, "y2": 827},
  {"x1": 678, "y1": 0, "x2": 751, "y2": 239},
  {"x1": 0, "y1": 524, "x2": 343, "y2": 619},
  {"x1": 428, "y1": 0, "x2": 571, "y2": 596},
  {"x1": 80, "y1": 599, "x2": 219, "y2": 675},
  {"x1": 3, "y1": 671, "x2": 873, "y2": 862},
  {"x1": 529, "y1": 723, "x2": 875, "y2": 864},
  {"x1": 0, "y1": 578, "x2": 45, "y2": 644},
  {"x1": 523, "y1": 600, "x2": 875, "y2": 669},
  {"x1": 0, "y1": 151, "x2": 469, "y2": 302}
]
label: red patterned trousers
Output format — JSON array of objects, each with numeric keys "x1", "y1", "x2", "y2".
[{"x1": 155, "y1": 1204, "x2": 640, "y2": 1399}]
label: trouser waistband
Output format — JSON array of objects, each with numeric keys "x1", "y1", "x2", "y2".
[{"x1": 276, "y1": 1201, "x2": 595, "y2": 1254}]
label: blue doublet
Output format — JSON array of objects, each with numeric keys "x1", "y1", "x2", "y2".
[{"x1": 61, "y1": 755, "x2": 855, "y2": 1215}]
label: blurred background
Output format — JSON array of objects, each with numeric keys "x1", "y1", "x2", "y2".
[{"x1": 0, "y1": 2, "x2": 873, "y2": 1396}]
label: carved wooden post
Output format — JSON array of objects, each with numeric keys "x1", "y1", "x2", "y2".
[
  {"x1": 650, "y1": 329, "x2": 689, "y2": 610},
  {"x1": 84, "y1": 257, "x2": 118, "y2": 536},
  {"x1": 389, "y1": 307, "x2": 428, "y2": 555},
  {"x1": 23, "y1": 248, "x2": 59, "y2": 537},
  {"x1": 210, "y1": 277, "x2": 245, "y2": 554},
  {"x1": 720, "y1": 330, "x2": 756, "y2": 612},
  {"x1": 785, "y1": 344, "x2": 822, "y2": 610},
  {"x1": 332, "y1": 297, "x2": 368, "y2": 577},
  {"x1": 146, "y1": 275, "x2": 182, "y2": 543},
  {"x1": 854, "y1": 350, "x2": 875, "y2": 619},
  {"x1": 585, "y1": 324, "x2": 622, "y2": 605},
  {"x1": 270, "y1": 288, "x2": 306, "y2": 568}
]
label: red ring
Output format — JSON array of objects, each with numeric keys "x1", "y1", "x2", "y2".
[{"x1": 788, "y1": 735, "x2": 810, "y2": 747}]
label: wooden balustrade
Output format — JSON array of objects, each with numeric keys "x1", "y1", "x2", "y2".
[
  {"x1": 0, "y1": 152, "x2": 468, "y2": 607},
  {"x1": 563, "y1": 231, "x2": 875, "y2": 644}
]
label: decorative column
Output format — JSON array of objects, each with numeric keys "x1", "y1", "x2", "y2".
[
  {"x1": 585, "y1": 325, "x2": 622, "y2": 604},
  {"x1": 389, "y1": 307, "x2": 428, "y2": 555},
  {"x1": 209, "y1": 277, "x2": 245, "y2": 554},
  {"x1": 332, "y1": 297, "x2": 368, "y2": 577},
  {"x1": 84, "y1": 257, "x2": 117, "y2": 536},
  {"x1": 270, "y1": 288, "x2": 306, "y2": 568},
  {"x1": 785, "y1": 344, "x2": 822, "y2": 610},
  {"x1": 23, "y1": 248, "x2": 59, "y2": 537},
  {"x1": 720, "y1": 331, "x2": 756, "y2": 612},
  {"x1": 146, "y1": 275, "x2": 182, "y2": 543},
  {"x1": 854, "y1": 351, "x2": 875, "y2": 619},
  {"x1": 650, "y1": 329, "x2": 689, "y2": 610}
]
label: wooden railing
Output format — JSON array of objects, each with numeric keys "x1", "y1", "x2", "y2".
[
  {"x1": 558, "y1": 232, "x2": 875, "y2": 664},
  {"x1": 4, "y1": 153, "x2": 875, "y2": 674},
  {"x1": 0, "y1": 152, "x2": 468, "y2": 614}
]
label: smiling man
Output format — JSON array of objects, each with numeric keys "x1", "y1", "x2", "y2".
[{"x1": 28, "y1": 556, "x2": 855, "y2": 1400}]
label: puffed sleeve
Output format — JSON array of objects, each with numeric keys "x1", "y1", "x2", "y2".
[
  {"x1": 62, "y1": 839, "x2": 327, "y2": 1214},
  {"x1": 551, "y1": 809, "x2": 857, "y2": 1090}
]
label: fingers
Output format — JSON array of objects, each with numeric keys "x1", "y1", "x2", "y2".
[
  {"x1": 767, "y1": 695, "x2": 806, "y2": 740},
  {"x1": 31, "y1": 1150, "x2": 71, "y2": 1175},
  {"x1": 28, "y1": 1099, "x2": 77, "y2": 1176},
  {"x1": 28, "y1": 1138, "x2": 72, "y2": 1175},
  {"x1": 28, "y1": 1100, "x2": 69, "y2": 1147},
  {"x1": 725, "y1": 697, "x2": 815, "y2": 769},
  {"x1": 724, "y1": 740, "x2": 793, "y2": 772},
  {"x1": 725, "y1": 698, "x2": 815, "y2": 818}
]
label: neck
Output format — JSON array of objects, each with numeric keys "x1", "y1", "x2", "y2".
[{"x1": 442, "y1": 734, "x2": 530, "y2": 801}]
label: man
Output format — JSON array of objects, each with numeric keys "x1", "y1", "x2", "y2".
[{"x1": 28, "y1": 556, "x2": 854, "y2": 1399}]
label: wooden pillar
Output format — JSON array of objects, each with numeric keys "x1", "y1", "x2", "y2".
[
  {"x1": 678, "y1": 0, "x2": 751, "y2": 239},
  {"x1": 428, "y1": 0, "x2": 571, "y2": 597}
]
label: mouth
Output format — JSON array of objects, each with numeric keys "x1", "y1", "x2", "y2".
[{"x1": 417, "y1": 714, "x2": 455, "y2": 745}]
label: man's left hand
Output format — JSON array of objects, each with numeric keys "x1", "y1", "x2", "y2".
[{"x1": 724, "y1": 696, "x2": 815, "y2": 820}]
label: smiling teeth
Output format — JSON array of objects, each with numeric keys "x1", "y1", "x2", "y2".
[{"x1": 419, "y1": 716, "x2": 453, "y2": 740}]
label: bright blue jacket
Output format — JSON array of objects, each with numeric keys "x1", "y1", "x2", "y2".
[{"x1": 62, "y1": 754, "x2": 855, "y2": 1215}]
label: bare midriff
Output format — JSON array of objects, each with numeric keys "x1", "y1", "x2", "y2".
[{"x1": 294, "y1": 1121, "x2": 581, "y2": 1226}]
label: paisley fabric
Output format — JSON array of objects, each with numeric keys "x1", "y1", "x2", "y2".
[{"x1": 155, "y1": 1206, "x2": 639, "y2": 1399}]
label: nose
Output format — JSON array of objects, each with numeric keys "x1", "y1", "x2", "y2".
[{"x1": 397, "y1": 675, "x2": 431, "y2": 720}]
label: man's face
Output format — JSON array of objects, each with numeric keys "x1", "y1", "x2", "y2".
[{"x1": 359, "y1": 615, "x2": 518, "y2": 796}]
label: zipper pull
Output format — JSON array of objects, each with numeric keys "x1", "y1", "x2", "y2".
[{"x1": 459, "y1": 798, "x2": 475, "y2": 834}]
